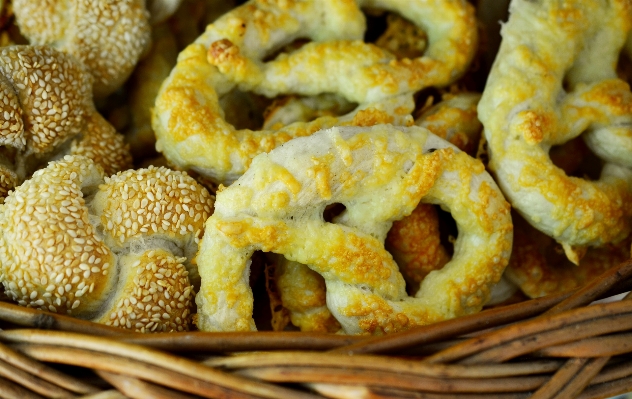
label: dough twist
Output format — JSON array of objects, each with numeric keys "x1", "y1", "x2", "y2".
[
  {"x1": 0, "y1": 156, "x2": 214, "y2": 332},
  {"x1": 270, "y1": 93, "x2": 483, "y2": 332},
  {"x1": 478, "y1": 0, "x2": 632, "y2": 264},
  {"x1": 153, "y1": 0, "x2": 477, "y2": 184},
  {"x1": 195, "y1": 125, "x2": 512, "y2": 334},
  {"x1": 0, "y1": 46, "x2": 131, "y2": 200}
]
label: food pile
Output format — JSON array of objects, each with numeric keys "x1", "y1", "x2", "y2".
[{"x1": 0, "y1": 0, "x2": 629, "y2": 335}]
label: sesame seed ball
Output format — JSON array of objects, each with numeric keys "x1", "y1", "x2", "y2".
[
  {"x1": 0, "y1": 156, "x2": 117, "y2": 317},
  {"x1": 13, "y1": 0, "x2": 152, "y2": 98},
  {"x1": 92, "y1": 164, "x2": 215, "y2": 286},
  {"x1": 0, "y1": 73, "x2": 25, "y2": 150},
  {"x1": 0, "y1": 46, "x2": 90, "y2": 155},
  {"x1": 71, "y1": 111, "x2": 133, "y2": 177},
  {"x1": 0, "y1": 155, "x2": 213, "y2": 332},
  {"x1": 92, "y1": 249, "x2": 194, "y2": 332},
  {"x1": 0, "y1": 45, "x2": 132, "y2": 201}
]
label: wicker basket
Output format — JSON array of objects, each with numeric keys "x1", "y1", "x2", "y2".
[{"x1": 0, "y1": 258, "x2": 631, "y2": 399}]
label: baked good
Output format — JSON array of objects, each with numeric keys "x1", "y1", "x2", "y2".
[
  {"x1": 152, "y1": 0, "x2": 477, "y2": 184},
  {"x1": 13, "y1": 0, "x2": 152, "y2": 98},
  {"x1": 0, "y1": 155, "x2": 214, "y2": 332},
  {"x1": 0, "y1": 45, "x2": 131, "y2": 200},
  {"x1": 478, "y1": 0, "x2": 632, "y2": 264},
  {"x1": 195, "y1": 125, "x2": 512, "y2": 334}
]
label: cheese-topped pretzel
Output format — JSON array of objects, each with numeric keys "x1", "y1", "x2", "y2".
[
  {"x1": 479, "y1": 0, "x2": 632, "y2": 264},
  {"x1": 153, "y1": 0, "x2": 477, "y2": 184},
  {"x1": 0, "y1": 156, "x2": 214, "y2": 332},
  {"x1": 13, "y1": 0, "x2": 151, "y2": 98},
  {"x1": 269, "y1": 92, "x2": 483, "y2": 331},
  {"x1": 195, "y1": 125, "x2": 512, "y2": 334},
  {"x1": 0, "y1": 46, "x2": 132, "y2": 200}
]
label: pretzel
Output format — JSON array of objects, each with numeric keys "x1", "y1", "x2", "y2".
[
  {"x1": 13, "y1": 0, "x2": 151, "y2": 98},
  {"x1": 268, "y1": 93, "x2": 483, "y2": 331},
  {"x1": 0, "y1": 46, "x2": 131, "y2": 200},
  {"x1": 125, "y1": 0, "x2": 238, "y2": 159},
  {"x1": 0, "y1": 155, "x2": 214, "y2": 331},
  {"x1": 153, "y1": 0, "x2": 477, "y2": 184},
  {"x1": 478, "y1": 0, "x2": 632, "y2": 264},
  {"x1": 195, "y1": 125, "x2": 512, "y2": 334},
  {"x1": 268, "y1": 254, "x2": 341, "y2": 333}
]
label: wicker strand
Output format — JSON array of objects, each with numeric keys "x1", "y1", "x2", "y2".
[
  {"x1": 0, "y1": 375, "x2": 45, "y2": 399},
  {"x1": 459, "y1": 312, "x2": 632, "y2": 364},
  {"x1": 0, "y1": 331, "x2": 321, "y2": 399},
  {"x1": 0, "y1": 355, "x2": 76, "y2": 399},
  {"x1": 205, "y1": 351, "x2": 563, "y2": 378},
  {"x1": 12, "y1": 344, "x2": 296, "y2": 399},
  {"x1": 96, "y1": 370, "x2": 197, "y2": 399},
  {"x1": 530, "y1": 273, "x2": 632, "y2": 399},
  {"x1": 0, "y1": 340, "x2": 98, "y2": 395},
  {"x1": 0, "y1": 301, "x2": 129, "y2": 337},
  {"x1": 116, "y1": 331, "x2": 364, "y2": 352},
  {"x1": 235, "y1": 366, "x2": 549, "y2": 393},
  {"x1": 578, "y1": 374, "x2": 632, "y2": 399},
  {"x1": 425, "y1": 300, "x2": 632, "y2": 364},
  {"x1": 77, "y1": 390, "x2": 128, "y2": 399}
]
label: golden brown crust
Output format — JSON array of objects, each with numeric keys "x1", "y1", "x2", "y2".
[
  {"x1": 478, "y1": 0, "x2": 632, "y2": 262},
  {"x1": 153, "y1": 0, "x2": 477, "y2": 184},
  {"x1": 195, "y1": 125, "x2": 512, "y2": 334},
  {"x1": 0, "y1": 46, "x2": 132, "y2": 200},
  {"x1": 506, "y1": 214, "x2": 631, "y2": 298},
  {"x1": 13, "y1": 0, "x2": 151, "y2": 98},
  {"x1": 386, "y1": 204, "x2": 450, "y2": 294},
  {"x1": 0, "y1": 156, "x2": 214, "y2": 331}
]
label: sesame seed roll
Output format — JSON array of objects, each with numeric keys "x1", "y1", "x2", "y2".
[
  {"x1": 0, "y1": 155, "x2": 214, "y2": 332},
  {"x1": 13, "y1": 0, "x2": 152, "y2": 98},
  {"x1": 0, "y1": 46, "x2": 132, "y2": 200}
]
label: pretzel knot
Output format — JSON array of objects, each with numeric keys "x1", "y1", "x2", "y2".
[
  {"x1": 479, "y1": 0, "x2": 632, "y2": 264},
  {"x1": 153, "y1": 0, "x2": 477, "y2": 184},
  {"x1": 195, "y1": 125, "x2": 512, "y2": 334}
]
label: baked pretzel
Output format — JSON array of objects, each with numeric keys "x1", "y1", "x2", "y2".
[
  {"x1": 268, "y1": 93, "x2": 483, "y2": 331},
  {"x1": 153, "y1": 0, "x2": 477, "y2": 184},
  {"x1": 0, "y1": 46, "x2": 131, "y2": 200},
  {"x1": 195, "y1": 125, "x2": 512, "y2": 334},
  {"x1": 13, "y1": 0, "x2": 151, "y2": 98},
  {"x1": 478, "y1": 0, "x2": 632, "y2": 264},
  {"x1": 0, "y1": 156, "x2": 214, "y2": 331},
  {"x1": 125, "y1": 0, "x2": 237, "y2": 160}
]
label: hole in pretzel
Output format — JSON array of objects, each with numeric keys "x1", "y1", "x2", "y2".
[
  {"x1": 363, "y1": 9, "x2": 428, "y2": 60},
  {"x1": 323, "y1": 203, "x2": 346, "y2": 223},
  {"x1": 219, "y1": 88, "x2": 273, "y2": 131},
  {"x1": 549, "y1": 136, "x2": 603, "y2": 181},
  {"x1": 385, "y1": 203, "x2": 458, "y2": 296}
]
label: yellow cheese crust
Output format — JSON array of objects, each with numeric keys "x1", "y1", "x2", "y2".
[
  {"x1": 478, "y1": 0, "x2": 632, "y2": 263},
  {"x1": 195, "y1": 125, "x2": 512, "y2": 335},
  {"x1": 152, "y1": 0, "x2": 477, "y2": 184}
]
